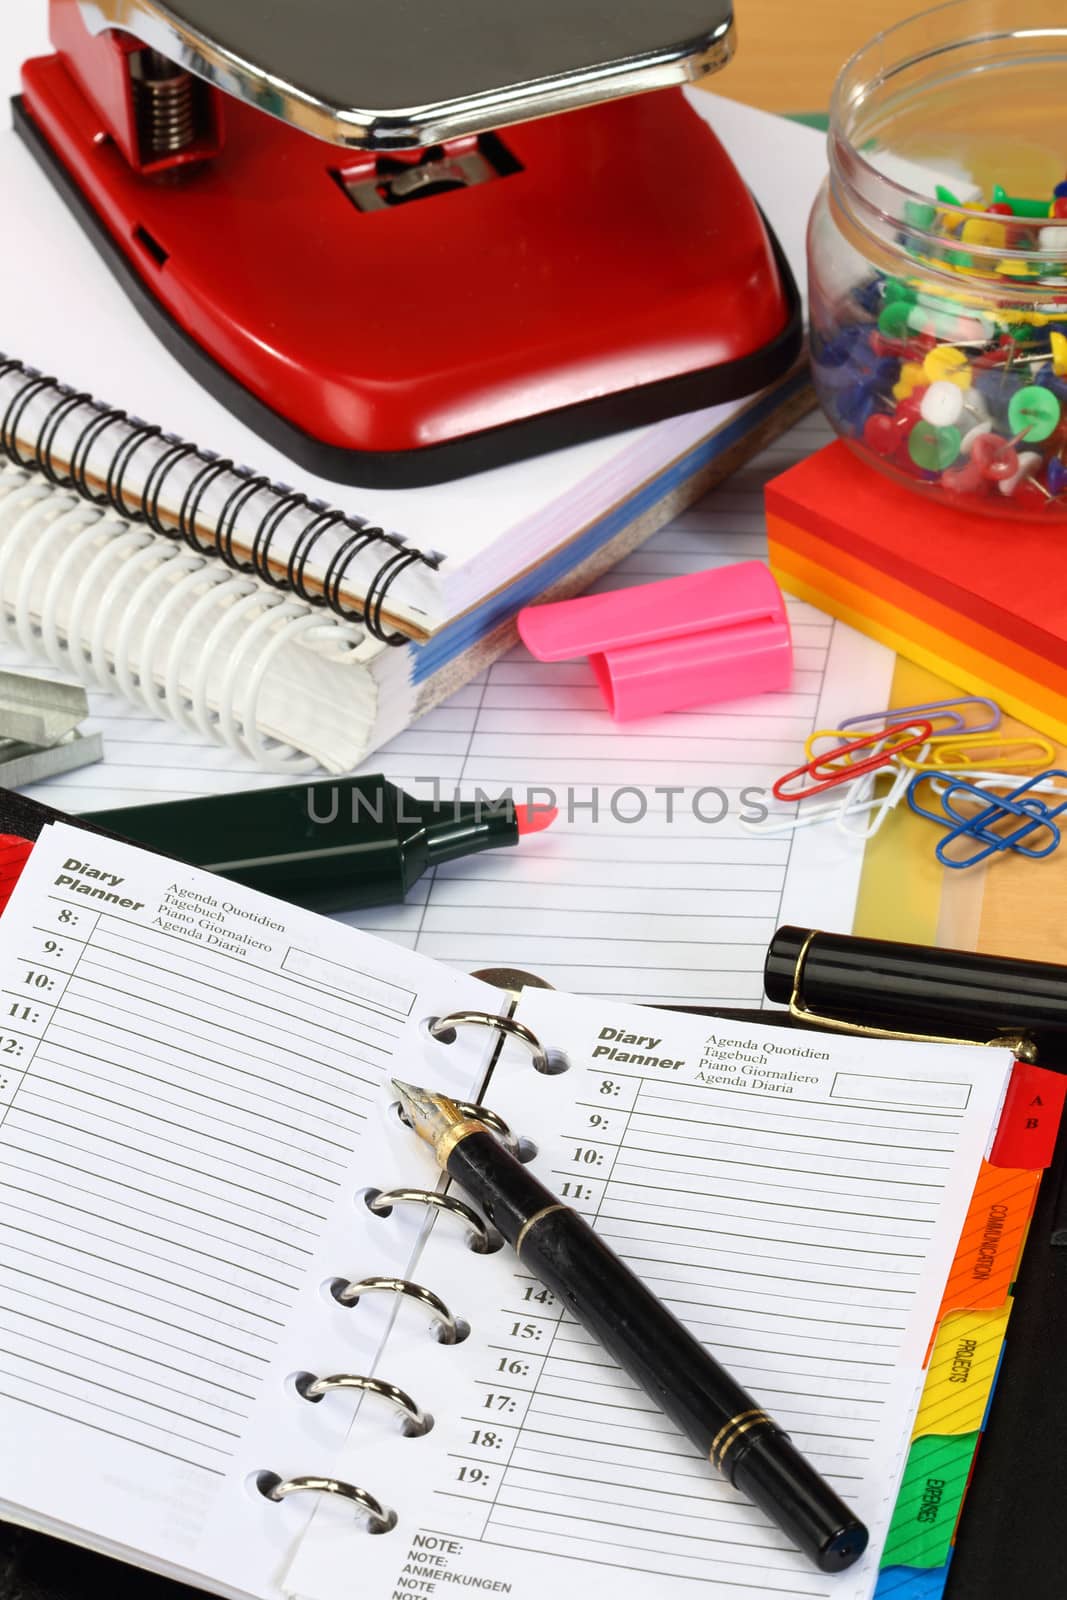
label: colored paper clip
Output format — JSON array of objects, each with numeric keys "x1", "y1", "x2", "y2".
[
  {"x1": 745, "y1": 768, "x2": 877, "y2": 836},
  {"x1": 837, "y1": 696, "x2": 1000, "y2": 738},
  {"x1": 775, "y1": 719, "x2": 934, "y2": 803},
  {"x1": 898, "y1": 732, "x2": 1056, "y2": 773},
  {"x1": 837, "y1": 760, "x2": 915, "y2": 840},
  {"x1": 929, "y1": 769, "x2": 1067, "y2": 799},
  {"x1": 907, "y1": 769, "x2": 1067, "y2": 868},
  {"x1": 745, "y1": 760, "x2": 915, "y2": 839}
]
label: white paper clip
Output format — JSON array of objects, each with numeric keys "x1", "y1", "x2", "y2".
[{"x1": 745, "y1": 736, "x2": 928, "y2": 840}]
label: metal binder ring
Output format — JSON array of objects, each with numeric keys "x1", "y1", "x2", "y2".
[
  {"x1": 334, "y1": 1276, "x2": 464, "y2": 1343},
  {"x1": 454, "y1": 1101, "x2": 515, "y2": 1147},
  {"x1": 299, "y1": 1373, "x2": 432, "y2": 1435},
  {"x1": 258, "y1": 1473, "x2": 396, "y2": 1531},
  {"x1": 395, "y1": 1094, "x2": 518, "y2": 1149},
  {"x1": 367, "y1": 1188, "x2": 498, "y2": 1253},
  {"x1": 430, "y1": 1010, "x2": 550, "y2": 1073}
]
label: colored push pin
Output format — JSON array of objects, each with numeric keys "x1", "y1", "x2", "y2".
[
  {"x1": 960, "y1": 417, "x2": 994, "y2": 452},
  {"x1": 1048, "y1": 456, "x2": 1067, "y2": 497},
  {"x1": 922, "y1": 346, "x2": 972, "y2": 387},
  {"x1": 943, "y1": 455, "x2": 986, "y2": 495},
  {"x1": 920, "y1": 380, "x2": 966, "y2": 427},
  {"x1": 908, "y1": 421, "x2": 961, "y2": 471},
  {"x1": 892, "y1": 362, "x2": 927, "y2": 400},
  {"x1": 878, "y1": 302, "x2": 914, "y2": 340},
  {"x1": 998, "y1": 450, "x2": 1043, "y2": 498},
  {"x1": 1008, "y1": 385, "x2": 1062, "y2": 443},
  {"x1": 861, "y1": 413, "x2": 903, "y2": 456},
  {"x1": 1050, "y1": 331, "x2": 1067, "y2": 376},
  {"x1": 970, "y1": 430, "x2": 1020, "y2": 482}
]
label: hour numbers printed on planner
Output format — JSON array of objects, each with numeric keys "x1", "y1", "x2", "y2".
[
  {"x1": 284, "y1": 987, "x2": 1011, "y2": 1600},
  {"x1": 0, "y1": 821, "x2": 494, "y2": 1600}
]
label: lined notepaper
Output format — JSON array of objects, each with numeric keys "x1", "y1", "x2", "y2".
[
  {"x1": 285, "y1": 993, "x2": 1012, "y2": 1600},
  {"x1": 0, "y1": 414, "x2": 893, "y2": 1005},
  {"x1": 0, "y1": 823, "x2": 495, "y2": 1599}
]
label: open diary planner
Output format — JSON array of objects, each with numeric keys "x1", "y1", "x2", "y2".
[{"x1": 0, "y1": 822, "x2": 1022, "y2": 1600}]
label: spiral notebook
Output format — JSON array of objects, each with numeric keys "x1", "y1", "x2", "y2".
[
  {"x1": 2, "y1": 4, "x2": 827, "y2": 769},
  {"x1": 0, "y1": 812, "x2": 1042, "y2": 1600}
]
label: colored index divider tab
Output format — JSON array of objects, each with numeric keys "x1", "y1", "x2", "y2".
[
  {"x1": 912, "y1": 1306, "x2": 1012, "y2": 1440},
  {"x1": 874, "y1": 1563, "x2": 953, "y2": 1600},
  {"x1": 0, "y1": 834, "x2": 33, "y2": 915},
  {"x1": 988, "y1": 1061, "x2": 1067, "y2": 1169},
  {"x1": 933, "y1": 1161, "x2": 1041, "y2": 1321},
  {"x1": 880, "y1": 1432, "x2": 978, "y2": 1570}
]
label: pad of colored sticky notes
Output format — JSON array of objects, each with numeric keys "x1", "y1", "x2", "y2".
[{"x1": 765, "y1": 441, "x2": 1067, "y2": 745}]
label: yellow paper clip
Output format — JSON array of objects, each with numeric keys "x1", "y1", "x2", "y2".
[
  {"x1": 898, "y1": 733, "x2": 1056, "y2": 773},
  {"x1": 803, "y1": 726, "x2": 924, "y2": 767},
  {"x1": 805, "y1": 727, "x2": 855, "y2": 763}
]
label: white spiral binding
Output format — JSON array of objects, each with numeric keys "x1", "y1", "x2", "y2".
[{"x1": 0, "y1": 467, "x2": 366, "y2": 771}]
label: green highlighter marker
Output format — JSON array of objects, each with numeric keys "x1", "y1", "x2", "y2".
[{"x1": 85, "y1": 776, "x2": 556, "y2": 914}]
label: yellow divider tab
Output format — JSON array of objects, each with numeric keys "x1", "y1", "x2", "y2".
[{"x1": 913, "y1": 1305, "x2": 1012, "y2": 1440}]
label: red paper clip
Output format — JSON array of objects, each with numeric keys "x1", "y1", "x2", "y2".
[{"x1": 773, "y1": 719, "x2": 935, "y2": 803}]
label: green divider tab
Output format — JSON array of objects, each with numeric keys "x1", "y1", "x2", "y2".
[{"x1": 880, "y1": 1433, "x2": 979, "y2": 1570}]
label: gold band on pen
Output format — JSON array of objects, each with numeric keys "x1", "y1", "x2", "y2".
[
  {"x1": 710, "y1": 1409, "x2": 772, "y2": 1471},
  {"x1": 437, "y1": 1119, "x2": 491, "y2": 1166},
  {"x1": 515, "y1": 1203, "x2": 567, "y2": 1256}
]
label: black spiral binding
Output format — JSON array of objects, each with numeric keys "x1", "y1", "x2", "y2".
[{"x1": 0, "y1": 355, "x2": 440, "y2": 643}]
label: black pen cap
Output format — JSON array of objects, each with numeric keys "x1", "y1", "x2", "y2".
[
  {"x1": 765, "y1": 925, "x2": 1067, "y2": 1045},
  {"x1": 729, "y1": 1429, "x2": 869, "y2": 1573}
]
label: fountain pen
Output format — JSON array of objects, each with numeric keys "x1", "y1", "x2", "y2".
[{"x1": 392, "y1": 1080, "x2": 869, "y2": 1575}]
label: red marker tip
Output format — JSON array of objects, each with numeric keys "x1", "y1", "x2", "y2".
[{"x1": 514, "y1": 804, "x2": 558, "y2": 836}]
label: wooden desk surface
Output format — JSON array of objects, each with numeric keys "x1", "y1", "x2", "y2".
[{"x1": 714, "y1": 0, "x2": 919, "y2": 112}]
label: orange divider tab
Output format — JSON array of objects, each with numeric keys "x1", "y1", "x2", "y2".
[
  {"x1": 989, "y1": 1062, "x2": 1067, "y2": 1169},
  {"x1": 934, "y1": 1160, "x2": 1040, "y2": 1322}
]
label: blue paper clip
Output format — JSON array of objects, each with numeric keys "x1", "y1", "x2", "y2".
[
  {"x1": 907, "y1": 769, "x2": 1067, "y2": 867},
  {"x1": 839, "y1": 696, "x2": 1000, "y2": 738}
]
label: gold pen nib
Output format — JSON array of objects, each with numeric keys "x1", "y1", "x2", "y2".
[{"x1": 392, "y1": 1079, "x2": 469, "y2": 1154}]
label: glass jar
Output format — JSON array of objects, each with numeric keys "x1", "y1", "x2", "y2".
[{"x1": 808, "y1": 0, "x2": 1067, "y2": 519}]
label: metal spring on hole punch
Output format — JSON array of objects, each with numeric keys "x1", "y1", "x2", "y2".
[{"x1": 132, "y1": 50, "x2": 198, "y2": 160}]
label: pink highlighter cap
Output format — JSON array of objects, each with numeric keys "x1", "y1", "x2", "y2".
[{"x1": 517, "y1": 561, "x2": 793, "y2": 721}]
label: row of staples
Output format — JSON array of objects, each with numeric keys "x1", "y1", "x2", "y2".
[
  {"x1": 872, "y1": 1063, "x2": 1067, "y2": 1599},
  {"x1": 748, "y1": 694, "x2": 1067, "y2": 865}
]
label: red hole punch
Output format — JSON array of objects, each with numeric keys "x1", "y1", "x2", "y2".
[{"x1": 772, "y1": 719, "x2": 935, "y2": 804}]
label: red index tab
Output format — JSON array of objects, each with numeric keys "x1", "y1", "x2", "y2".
[
  {"x1": 990, "y1": 1061, "x2": 1067, "y2": 1169},
  {"x1": 0, "y1": 834, "x2": 34, "y2": 916}
]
